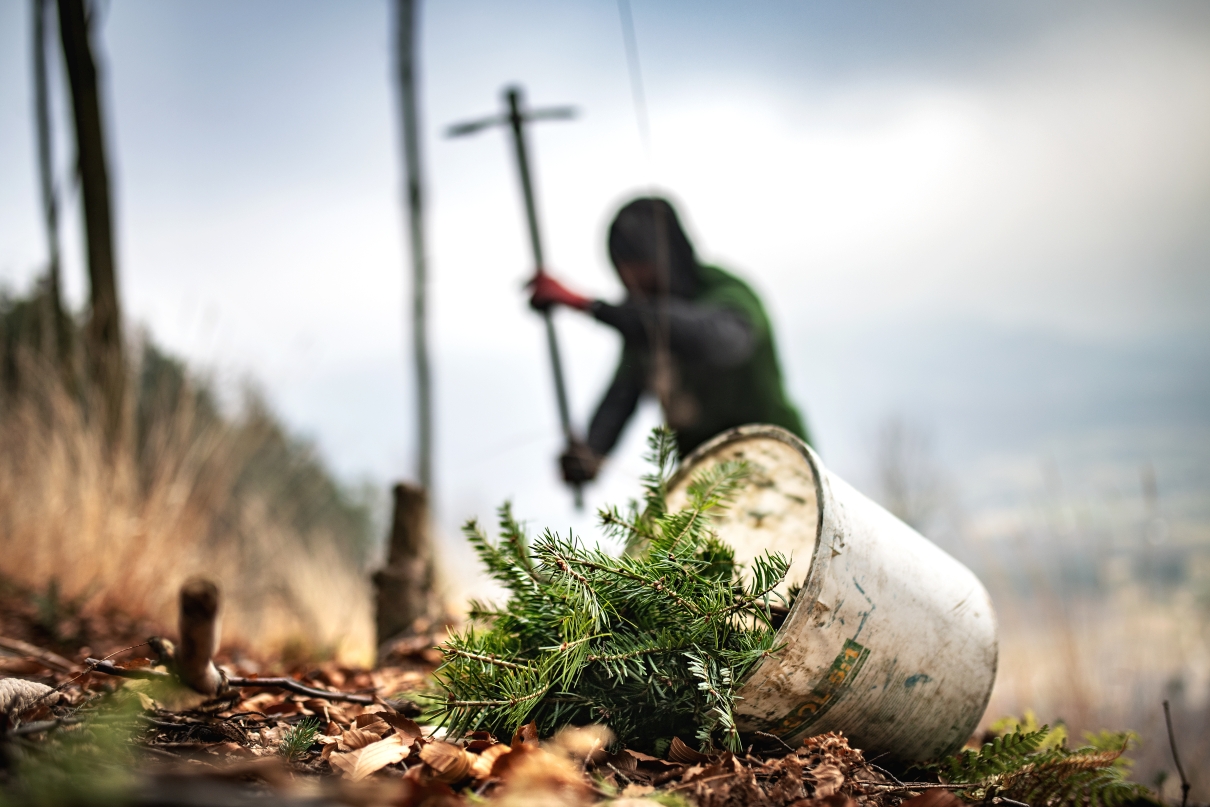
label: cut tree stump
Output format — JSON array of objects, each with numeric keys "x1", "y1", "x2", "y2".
[{"x1": 373, "y1": 482, "x2": 439, "y2": 656}]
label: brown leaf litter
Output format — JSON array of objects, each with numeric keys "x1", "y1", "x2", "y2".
[{"x1": 0, "y1": 620, "x2": 960, "y2": 807}]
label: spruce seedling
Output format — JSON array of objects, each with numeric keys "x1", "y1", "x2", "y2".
[
  {"x1": 432, "y1": 427, "x2": 790, "y2": 752},
  {"x1": 279, "y1": 717, "x2": 321, "y2": 761}
]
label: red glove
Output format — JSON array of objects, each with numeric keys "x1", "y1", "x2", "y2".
[{"x1": 528, "y1": 272, "x2": 591, "y2": 311}]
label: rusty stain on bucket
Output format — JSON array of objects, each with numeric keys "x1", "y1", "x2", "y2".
[{"x1": 667, "y1": 425, "x2": 998, "y2": 761}]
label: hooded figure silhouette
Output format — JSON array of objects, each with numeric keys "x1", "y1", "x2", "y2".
[{"x1": 529, "y1": 196, "x2": 808, "y2": 483}]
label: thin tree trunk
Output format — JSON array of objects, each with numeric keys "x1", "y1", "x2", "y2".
[
  {"x1": 56, "y1": 0, "x2": 123, "y2": 446},
  {"x1": 395, "y1": 0, "x2": 432, "y2": 491},
  {"x1": 32, "y1": 0, "x2": 70, "y2": 375}
]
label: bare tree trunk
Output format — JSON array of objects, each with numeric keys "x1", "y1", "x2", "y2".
[
  {"x1": 373, "y1": 483, "x2": 438, "y2": 654},
  {"x1": 32, "y1": 0, "x2": 70, "y2": 376},
  {"x1": 394, "y1": 0, "x2": 432, "y2": 491},
  {"x1": 56, "y1": 0, "x2": 123, "y2": 446}
]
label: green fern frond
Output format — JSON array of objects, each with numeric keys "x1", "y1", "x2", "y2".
[
  {"x1": 939, "y1": 727, "x2": 1050, "y2": 783},
  {"x1": 935, "y1": 723, "x2": 1154, "y2": 807}
]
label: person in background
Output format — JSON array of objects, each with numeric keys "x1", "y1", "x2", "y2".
[{"x1": 529, "y1": 196, "x2": 809, "y2": 484}]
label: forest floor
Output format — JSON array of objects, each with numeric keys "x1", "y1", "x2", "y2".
[{"x1": 0, "y1": 581, "x2": 957, "y2": 807}]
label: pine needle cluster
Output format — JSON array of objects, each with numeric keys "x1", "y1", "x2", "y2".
[
  {"x1": 431, "y1": 428, "x2": 790, "y2": 752},
  {"x1": 935, "y1": 723, "x2": 1154, "y2": 807},
  {"x1": 279, "y1": 717, "x2": 322, "y2": 761}
]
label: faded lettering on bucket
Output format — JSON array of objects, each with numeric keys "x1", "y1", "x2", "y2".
[{"x1": 772, "y1": 638, "x2": 870, "y2": 736}]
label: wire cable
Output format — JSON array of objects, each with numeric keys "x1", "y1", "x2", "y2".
[{"x1": 616, "y1": 0, "x2": 653, "y2": 173}]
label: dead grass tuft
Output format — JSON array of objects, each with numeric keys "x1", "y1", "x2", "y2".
[{"x1": 0, "y1": 335, "x2": 375, "y2": 664}]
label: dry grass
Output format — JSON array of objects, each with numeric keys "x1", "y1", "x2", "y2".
[{"x1": 0, "y1": 344, "x2": 376, "y2": 665}]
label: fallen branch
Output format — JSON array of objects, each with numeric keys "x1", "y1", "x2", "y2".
[
  {"x1": 84, "y1": 659, "x2": 418, "y2": 712},
  {"x1": 224, "y1": 675, "x2": 378, "y2": 706},
  {"x1": 0, "y1": 635, "x2": 76, "y2": 674}
]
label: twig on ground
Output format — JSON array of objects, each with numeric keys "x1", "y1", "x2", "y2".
[
  {"x1": 0, "y1": 635, "x2": 76, "y2": 674},
  {"x1": 991, "y1": 797, "x2": 1032, "y2": 807},
  {"x1": 225, "y1": 675, "x2": 377, "y2": 705},
  {"x1": 1163, "y1": 699, "x2": 1190, "y2": 807},
  {"x1": 86, "y1": 659, "x2": 169, "y2": 681},
  {"x1": 84, "y1": 659, "x2": 417, "y2": 709},
  {"x1": 754, "y1": 730, "x2": 795, "y2": 753},
  {"x1": 865, "y1": 783, "x2": 971, "y2": 793},
  {"x1": 607, "y1": 762, "x2": 632, "y2": 785},
  {"x1": 865, "y1": 761, "x2": 906, "y2": 787}
]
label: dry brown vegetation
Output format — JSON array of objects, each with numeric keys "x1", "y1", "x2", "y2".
[{"x1": 0, "y1": 294, "x2": 377, "y2": 664}]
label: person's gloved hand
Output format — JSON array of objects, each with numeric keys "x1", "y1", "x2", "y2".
[
  {"x1": 560, "y1": 439, "x2": 602, "y2": 484},
  {"x1": 528, "y1": 272, "x2": 591, "y2": 311}
]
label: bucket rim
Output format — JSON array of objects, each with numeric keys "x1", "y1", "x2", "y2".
[{"x1": 669, "y1": 424, "x2": 833, "y2": 651}]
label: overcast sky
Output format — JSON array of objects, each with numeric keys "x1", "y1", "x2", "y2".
[{"x1": 1, "y1": 0, "x2": 1207, "y2": 571}]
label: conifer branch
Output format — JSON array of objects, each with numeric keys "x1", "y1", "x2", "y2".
[
  {"x1": 448, "y1": 649, "x2": 536, "y2": 671},
  {"x1": 587, "y1": 645, "x2": 683, "y2": 663},
  {"x1": 443, "y1": 688, "x2": 549, "y2": 709},
  {"x1": 540, "y1": 633, "x2": 607, "y2": 654},
  {"x1": 709, "y1": 579, "x2": 785, "y2": 621},
  {"x1": 588, "y1": 559, "x2": 700, "y2": 616},
  {"x1": 432, "y1": 428, "x2": 786, "y2": 751},
  {"x1": 665, "y1": 462, "x2": 743, "y2": 551}
]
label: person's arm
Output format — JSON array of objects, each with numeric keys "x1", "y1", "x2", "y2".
[
  {"x1": 559, "y1": 355, "x2": 642, "y2": 484},
  {"x1": 529, "y1": 273, "x2": 754, "y2": 367},
  {"x1": 586, "y1": 355, "x2": 643, "y2": 457},
  {"x1": 588, "y1": 299, "x2": 756, "y2": 368}
]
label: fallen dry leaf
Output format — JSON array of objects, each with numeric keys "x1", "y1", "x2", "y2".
[
  {"x1": 491, "y1": 741, "x2": 592, "y2": 804},
  {"x1": 354, "y1": 711, "x2": 388, "y2": 728},
  {"x1": 510, "y1": 721, "x2": 539, "y2": 746},
  {"x1": 420, "y1": 740, "x2": 475, "y2": 784},
  {"x1": 316, "y1": 734, "x2": 341, "y2": 759},
  {"x1": 338, "y1": 727, "x2": 386, "y2": 751},
  {"x1": 668, "y1": 735, "x2": 710, "y2": 764},
  {"x1": 216, "y1": 741, "x2": 258, "y2": 759},
  {"x1": 811, "y1": 762, "x2": 845, "y2": 797},
  {"x1": 471, "y1": 743, "x2": 511, "y2": 779},
  {"x1": 328, "y1": 734, "x2": 410, "y2": 781},
  {"x1": 380, "y1": 712, "x2": 423, "y2": 741},
  {"x1": 552, "y1": 724, "x2": 613, "y2": 765}
]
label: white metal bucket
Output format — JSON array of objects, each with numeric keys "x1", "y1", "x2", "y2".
[{"x1": 666, "y1": 425, "x2": 998, "y2": 761}]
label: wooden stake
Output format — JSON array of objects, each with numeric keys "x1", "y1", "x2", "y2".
[
  {"x1": 373, "y1": 482, "x2": 438, "y2": 654},
  {"x1": 177, "y1": 578, "x2": 223, "y2": 696}
]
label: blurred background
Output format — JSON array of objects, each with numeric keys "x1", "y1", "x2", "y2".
[{"x1": 0, "y1": 0, "x2": 1207, "y2": 797}]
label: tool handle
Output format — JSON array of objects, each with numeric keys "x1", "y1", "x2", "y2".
[{"x1": 504, "y1": 87, "x2": 583, "y2": 509}]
